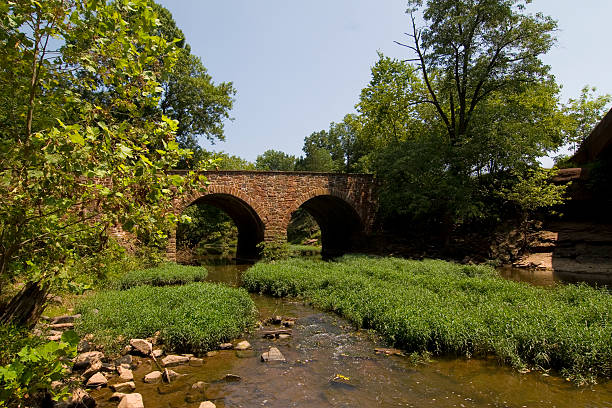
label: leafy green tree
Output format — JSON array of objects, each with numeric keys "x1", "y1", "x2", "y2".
[
  {"x1": 400, "y1": 0, "x2": 557, "y2": 149},
  {"x1": 255, "y1": 150, "x2": 297, "y2": 171},
  {"x1": 0, "y1": 0, "x2": 201, "y2": 326},
  {"x1": 562, "y1": 86, "x2": 611, "y2": 153},
  {"x1": 295, "y1": 147, "x2": 336, "y2": 172},
  {"x1": 357, "y1": 1, "x2": 566, "y2": 229}
]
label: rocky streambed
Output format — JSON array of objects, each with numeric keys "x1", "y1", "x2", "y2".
[{"x1": 47, "y1": 263, "x2": 612, "y2": 408}]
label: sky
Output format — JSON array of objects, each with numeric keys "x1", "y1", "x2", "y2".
[{"x1": 157, "y1": 0, "x2": 612, "y2": 164}]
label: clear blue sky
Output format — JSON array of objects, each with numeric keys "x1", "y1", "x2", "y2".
[{"x1": 157, "y1": 0, "x2": 612, "y2": 164}]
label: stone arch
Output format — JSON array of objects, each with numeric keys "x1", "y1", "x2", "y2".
[
  {"x1": 175, "y1": 186, "x2": 267, "y2": 260},
  {"x1": 285, "y1": 187, "x2": 365, "y2": 258}
]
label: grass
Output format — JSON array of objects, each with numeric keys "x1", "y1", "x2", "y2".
[
  {"x1": 75, "y1": 282, "x2": 256, "y2": 354},
  {"x1": 289, "y1": 244, "x2": 321, "y2": 257},
  {"x1": 111, "y1": 263, "x2": 208, "y2": 290},
  {"x1": 243, "y1": 255, "x2": 612, "y2": 383}
]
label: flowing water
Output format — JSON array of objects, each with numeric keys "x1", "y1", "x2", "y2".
[{"x1": 92, "y1": 262, "x2": 612, "y2": 408}]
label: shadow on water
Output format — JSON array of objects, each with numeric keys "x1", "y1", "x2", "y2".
[{"x1": 91, "y1": 256, "x2": 612, "y2": 408}]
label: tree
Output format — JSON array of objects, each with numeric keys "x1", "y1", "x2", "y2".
[
  {"x1": 0, "y1": 0, "x2": 200, "y2": 326},
  {"x1": 295, "y1": 147, "x2": 336, "y2": 172},
  {"x1": 400, "y1": 0, "x2": 557, "y2": 150},
  {"x1": 563, "y1": 86, "x2": 611, "y2": 153},
  {"x1": 255, "y1": 150, "x2": 297, "y2": 171}
]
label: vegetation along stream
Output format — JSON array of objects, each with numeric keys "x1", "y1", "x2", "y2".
[{"x1": 89, "y1": 260, "x2": 612, "y2": 408}]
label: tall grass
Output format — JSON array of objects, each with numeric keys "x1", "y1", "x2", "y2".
[
  {"x1": 75, "y1": 282, "x2": 255, "y2": 354},
  {"x1": 243, "y1": 256, "x2": 612, "y2": 383},
  {"x1": 111, "y1": 263, "x2": 208, "y2": 290}
]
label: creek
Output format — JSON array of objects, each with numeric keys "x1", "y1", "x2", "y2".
[{"x1": 92, "y1": 261, "x2": 612, "y2": 408}]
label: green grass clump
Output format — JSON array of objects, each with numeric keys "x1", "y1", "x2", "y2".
[
  {"x1": 75, "y1": 282, "x2": 255, "y2": 354},
  {"x1": 112, "y1": 263, "x2": 208, "y2": 290},
  {"x1": 243, "y1": 255, "x2": 612, "y2": 383}
]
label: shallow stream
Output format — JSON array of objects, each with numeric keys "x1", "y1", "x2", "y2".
[{"x1": 92, "y1": 262, "x2": 612, "y2": 407}]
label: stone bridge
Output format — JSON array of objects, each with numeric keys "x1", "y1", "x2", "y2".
[{"x1": 166, "y1": 171, "x2": 378, "y2": 260}]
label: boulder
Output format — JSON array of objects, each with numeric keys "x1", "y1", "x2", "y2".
[
  {"x1": 261, "y1": 347, "x2": 285, "y2": 362},
  {"x1": 82, "y1": 359, "x2": 103, "y2": 379},
  {"x1": 118, "y1": 366, "x2": 134, "y2": 381},
  {"x1": 118, "y1": 393, "x2": 144, "y2": 408},
  {"x1": 109, "y1": 392, "x2": 125, "y2": 402},
  {"x1": 218, "y1": 343, "x2": 233, "y2": 350},
  {"x1": 129, "y1": 339, "x2": 152, "y2": 356},
  {"x1": 77, "y1": 339, "x2": 92, "y2": 353},
  {"x1": 74, "y1": 351, "x2": 104, "y2": 371},
  {"x1": 234, "y1": 341, "x2": 251, "y2": 351},
  {"x1": 161, "y1": 354, "x2": 189, "y2": 367},
  {"x1": 114, "y1": 354, "x2": 132, "y2": 366},
  {"x1": 51, "y1": 314, "x2": 81, "y2": 325},
  {"x1": 205, "y1": 351, "x2": 218, "y2": 357},
  {"x1": 163, "y1": 368, "x2": 182, "y2": 382},
  {"x1": 144, "y1": 371, "x2": 162, "y2": 384},
  {"x1": 199, "y1": 402, "x2": 216, "y2": 408},
  {"x1": 151, "y1": 349, "x2": 163, "y2": 358},
  {"x1": 191, "y1": 381, "x2": 207, "y2": 391},
  {"x1": 223, "y1": 374, "x2": 241, "y2": 382},
  {"x1": 189, "y1": 357, "x2": 204, "y2": 367},
  {"x1": 85, "y1": 372, "x2": 107, "y2": 388},
  {"x1": 62, "y1": 388, "x2": 96, "y2": 408},
  {"x1": 110, "y1": 381, "x2": 136, "y2": 393}
]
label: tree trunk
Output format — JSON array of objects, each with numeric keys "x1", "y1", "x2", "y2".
[{"x1": 0, "y1": 281, "x2": 49, "y2": 328}]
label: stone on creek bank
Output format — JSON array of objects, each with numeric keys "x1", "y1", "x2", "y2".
[
  {"x1": 161, "y1": 354, "x2": 190, "y2": 367},
  {"x1": 144, "y1": 370, "x2": 163, "y2": 384},
  {"x1": 189, "y1": 357, "x2": 204, "y2": 367},
  {"x1": 129, "y1": 339, "x2": 152, "y2": 356},
  {"x1": 261, "y1": 347, "x2": 286, "y2": 362},
  {"x1": 163, "y1": 368, "x2": 182, "y2": 382},
  {"x1": 374, "y1": 348, "x2": 405, "y2": 356},
  {"x1": 51, "y1": 314, "x2": 81, "y2": 325},
  {"x1": 59, "y1": 387, "x2": 96, "y2": 408},
  {"x1": 234, "y1": 340, "x2": 251, "y2": 350},
  {"x1": 117, "y1": 366, "x2": 134, "y2": 381},
  {"x1": 151, "y1": 349, "x2": 163, "y2": 358},
  {"x1": 85, "y1": 372, "x2": 107, "y2": 388},
  {"x1": 74, "y1": 351, "x2": 105, "y2": 371},
  {"x1": 118, "y1": 393, "x2": 144, "y2": 408},
  {"x1": 109, "y1": 392, "x2": 125, "y2": 402},
  {"x1": 199, "y1": 402, "x2": 216, "y2": 408},
  {"x1": 218, "y1": 342, "x2": 233, "y2": 350},
  {"x1": 260, "y1": 329, "x2": 292, "y2": 339},
  {"x1": 110, "y1": 381, "x2": 136, "y2": 393}
]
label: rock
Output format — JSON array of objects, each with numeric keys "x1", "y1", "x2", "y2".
[
  {"x1": 374, "y1": 347, "x2": 405, "y2": 356},
  {"x1": 122, "y1": 345, "x2": 133, "y2": 355},
  {"x1": 118, "y1": 366, "x2": 134, "y2": 381},
  {"x1": 109, "y1": 392, "x2": 125, "y2": 402},
  {"x1": 267, "y1": 315, "x2": 283, "y2": 324},
  {"x1": 260, "y1": 329, "x2": 292, "y2": 338},
  {"x1": 189, "y1": 357, "x2": 204, "y2": 367},
  {"x1": 118, "y1": 393, "x2": 144, "y2": 408},
  {"x1": 192, "y1": 381, "x2": 207, "y2": 390},
  {"x1": 278, "y1": 334, "x2": 291, "y2": 339},
  {"x1": 51, "y1": 314, "x2": 81, "y2": 324},
  {"x1": 64, "y1": 388, "x2": 96, "y2": 408},
  {"x1": 223, "y1": 374, "x2": 241, "y2": 382},
  {"x1": 161, "y1": 354, "x2": 189, "y2": 367},
  {"x1": 234, "y1": 341, "x2": 251, "y2": 350},
  {"x1": 47, "y1": 334, "x2": 62, "y2": 341},
  {"x1": 50, "y1": 322, "x2": 74, "y2": 330},
  {"x1": 199, "y1": 402, "x2": 216, "y2": 408},
  {"x1": 129, "y1": 339, "x2": 152, "y2": 356},
  {"x1": 163, "y1": 368, "x2": 181, "y2": 382},
  {"x1": 115, "y1": 355, "x2": 132, "y2": 366},
  {"x1": 110, "y1": 381, "x2": 136, "y2": 393},
  {"x1": 144, "y1": 371, "x2": 163, "y2": 384},
  {"x1": 261, "y1": 347, "x2": 286, "y2": 362},
  {"x1": 205, "y1": 351, "x2": 218, "y2": 357},
  {"x1": 85, "y1": 372, "x2": 107, "y2": 388},
  {"x1": 77, "y1": 339, "x2": 92, "y2": 353},
  {"x1": 74, "y1": 351, "x2": 104, "y2": 371},
  {"x1": 151, "y1": 349, "x2": 163, "y2": 358},
  {"x1": 82, "y1": 359, "x2": 103, "y2": 379},
  {"x1": 219, "y1": 343, "x2": 233, "y2": 350},
  {"x1": 100, "y1": 362, "x2": 116, "y2": 373},
  {"x1": 281, "y1": 318, "x2": 296, "y2": 327}
]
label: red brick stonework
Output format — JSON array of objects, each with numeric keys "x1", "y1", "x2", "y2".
[{"x1": 165, "y1": 171, "x2": 378, "y2": 260}]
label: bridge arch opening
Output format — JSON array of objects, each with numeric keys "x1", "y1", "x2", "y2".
[
  {"x1": 177, "y1": 193, "x2": 264, "y2": 261},
  {"x1": 290, "y1": 194, "x2": 364, "y2": 258}
]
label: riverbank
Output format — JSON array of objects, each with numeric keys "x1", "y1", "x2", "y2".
[{"x1": 243, "y1": 255, "x2": 612, "y2": 383}]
